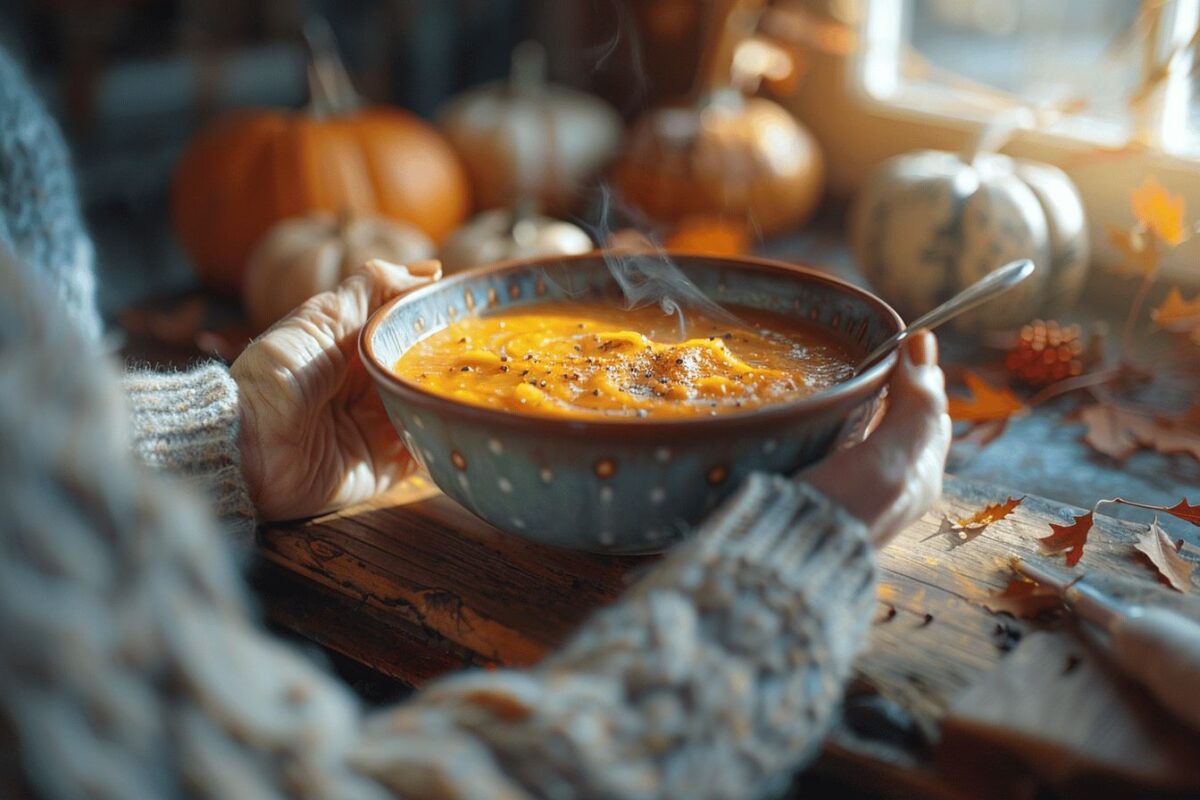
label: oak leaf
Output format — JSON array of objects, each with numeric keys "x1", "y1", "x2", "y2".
[
  {"x1": 1039, "y1": 511, "x2": 1094, "y2": 566},
  {"x1": 1131, "y1": 176, "x2": 1187, "y2": 246},
  {"x1": 983, "y1": 578, "x2": 1063, "y2": 619},
  {"x1": 948, "y1": 372, "x2": 1025, "y2": 424},
  {"x1": 956, "y1": 496, "x2": 1024, "y2": 529},
  {"x1": 1151, "y1": 288, "x2": 1200, "y2": 343},
  {"x1": 1134, "y1": 518, "x2": 1196, "y2": 593},
  {"x1": 1164, "y1": 499, "x2": 1200, "y2": 526},
  {"x1": 1106, "y1": 223, "x2": 1159, "y2": 278},
  {"x1": 1110, "y1": 497, "x2": 1200, "y2": 527}
]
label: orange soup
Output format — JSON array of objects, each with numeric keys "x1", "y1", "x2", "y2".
[{"x1": 393, "y1": 302, "x2": 856, "y2": 419}]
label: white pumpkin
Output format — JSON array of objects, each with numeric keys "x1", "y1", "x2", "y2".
[
  {"x1": 438, "y1": 208, "x2": 593, "y2": 273},
  {"x1": 438, "y1": 41, "x2": 622, "y2": 214},
  {"x1": 243, "y1": 212, "x2": 435, "y2": 331},
  {"x1": 849, "y1": 150, "x2": 1089, "y2": 331}
]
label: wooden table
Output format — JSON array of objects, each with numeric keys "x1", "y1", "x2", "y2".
[
  {"x1": 255, "y1": 470, "x2": 1200, "y2": 798},
  {"x1": 116, "y1": 230, "x2": 1200, "y2": 796}
]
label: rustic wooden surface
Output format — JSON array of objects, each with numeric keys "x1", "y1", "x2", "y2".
[{"x1": 257, "y1": 471, "x2": 1200, "y2": 797}]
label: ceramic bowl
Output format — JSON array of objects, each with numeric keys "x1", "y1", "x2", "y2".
[{"x1": 361, "y1": 253, "x2": 902, "y2": 554}]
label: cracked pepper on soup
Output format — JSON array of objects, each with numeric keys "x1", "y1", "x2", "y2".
[{"x1": 393, "y1": 302, "x2": 857, "y2": 419}]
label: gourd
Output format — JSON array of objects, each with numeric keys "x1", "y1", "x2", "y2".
[
  {"x1": 612, "y1": 0, "x2": 824, "y2": 236},
  {"x1": 849, "y1": 149, "x2": 1089, "y2": 331},
  {"x1": 172, "y1": 22, "x2": 469, "y2": 294},
  {"x1": 438, "y1": 41, "x2": 622, "y2": 214},
  {"x1": 242, "y1": 211, "x2": 435, "y2": 331},
  {"x1": 438, "y1": 206, "x2": 593, "y2": 274}
]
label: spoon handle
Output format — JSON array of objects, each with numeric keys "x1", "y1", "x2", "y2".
[{"x1": 856, "y1": 258, "x2": 1035, "y2": 374}]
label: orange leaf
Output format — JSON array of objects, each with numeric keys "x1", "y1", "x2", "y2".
[
  {"x1": 1131, "y1": 176, "x2": 1186, "y2": 246},
  {"x1": 956, "y1": 496, "x2": 1024, "y2": 529},
  {"x1": 1151, "y1": 288, "x2": 1200, "y2": 343},
  {"x1": 948, "y1": 372, "x2": 1025, "y2": 424},
  {"x1": 983, "y1": 578, "x2": 1063, "y2": 619},
  {"x1": 1039, "y1": 511, "x2": 1094, "y2": 567},
  {"x1": 1106, "y1": 223, "x2": 1159, "y2": 278},
  {"x1": 1134, "y1": 518, "x2": 1196, "y2": 593}
]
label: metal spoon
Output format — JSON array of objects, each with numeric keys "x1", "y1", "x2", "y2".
[{"x1": 856, "y1": 258, "x2": 1035, "y2": 374}]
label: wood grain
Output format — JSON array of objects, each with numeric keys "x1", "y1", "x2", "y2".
[{"x1": 256, "y1": 473, "x2": 1200, "y2": 795}]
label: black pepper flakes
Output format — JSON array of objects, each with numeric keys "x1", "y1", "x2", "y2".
[
  {"x1": 920, "y1": 613, "x2": 934, "y2": 627},
  {"x1": 460, "y1": 366, "x2": 471, "y2": 372},
  {"x1": 500, "y1": 365, "x2": 509, "y2": 372}
]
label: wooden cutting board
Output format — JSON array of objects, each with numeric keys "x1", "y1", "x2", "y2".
[{"x1": 256, "y1": 473, "x2": 1200, "y2": 797}]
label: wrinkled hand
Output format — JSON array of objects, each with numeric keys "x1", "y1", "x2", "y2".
[
  {"x1": 798, "y1": 331, "x2": 951, "y2": 548},
  {"x1": 232, "y1": 259, "x2": 440, "y2": 521}
]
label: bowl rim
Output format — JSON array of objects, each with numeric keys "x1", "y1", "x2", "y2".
[{"x1": 359, "y1": 251, "x2": 903, "y2": 435}]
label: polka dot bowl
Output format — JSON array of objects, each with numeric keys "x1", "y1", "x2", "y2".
[{"x1": 360, "y1": 253, "x2": 902, "y2": 554}]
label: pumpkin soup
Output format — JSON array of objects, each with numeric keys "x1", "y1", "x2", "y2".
[{"x1": 393, "y1": 302, "x2": 855, "y2": 419}]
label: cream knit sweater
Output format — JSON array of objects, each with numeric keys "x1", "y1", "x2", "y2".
[{"x1": 0, "y1": 48, "x2": 877, "y2": 800}]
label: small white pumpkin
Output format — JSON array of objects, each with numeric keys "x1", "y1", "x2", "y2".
[
  {"x1": 849, "y1": 150, "x2": 1089, "y2": 331},
  {"x1": 438, "y1": 41, "x2": 622, "y2": 214},
  {"x1": 243, "y1": 211, "x2": 435, "y2": 331},
  {"x1": 438, "y1": 207, "x2": 593, "y2": 274}
]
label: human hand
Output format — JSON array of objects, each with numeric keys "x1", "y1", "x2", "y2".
[
  {"x1": 798, "y1": 331, "x2": 951, "y2": 548},
  {"x1": 231, "y1": 259, "x2": 440, "y2": 521}
]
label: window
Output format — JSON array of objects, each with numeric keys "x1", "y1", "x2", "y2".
[{"x1": 824, "y1": 0, "x2": 1200, "y2": 283}]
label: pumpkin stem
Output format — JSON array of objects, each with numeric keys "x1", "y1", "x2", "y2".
[
  {"x1": 961, "y1": 113, "x2": 1022, "y2": 164},
  {"x1": 508, "y1": 197, "x2": 538, "y2": 238},
  {"x1": 302, "y1": 17, "x2": 361, "y2": 118},
  {"x1": 335, "y1": 207, "x2": 355, "y2": 238},
  {"x1": 508, "y1": 41, "x2": 547, "y2": 95},
  {"x1": 693, "y1": 0, "x2": 766, "y2": 99}
]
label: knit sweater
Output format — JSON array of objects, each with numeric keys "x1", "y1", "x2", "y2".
[
  {"x1": 0, "y1": 47, "x2": 878, "y2": 799},
  {"x1": 0, "y1": 48, "x2": 100, "y2": 340}
]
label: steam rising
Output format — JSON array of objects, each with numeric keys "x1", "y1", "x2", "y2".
[{"x1": 565, "y1": 185, "x2": 745, "y2": 338}]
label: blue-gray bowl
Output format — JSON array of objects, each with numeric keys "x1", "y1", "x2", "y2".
[{"x1": 361, "y1": 253, "x2": 901, "y2": 553}]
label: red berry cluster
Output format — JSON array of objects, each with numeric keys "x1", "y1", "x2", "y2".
[{"x1": 1004, "y1": 320, "x2": 1084, "y2": 386}]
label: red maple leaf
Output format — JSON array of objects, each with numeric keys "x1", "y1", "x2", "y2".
[{"x1": 1039, "y1": 511, "x2": 1094, "y2": 567}]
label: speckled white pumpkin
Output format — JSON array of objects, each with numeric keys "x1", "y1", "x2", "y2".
[{"x1": 849, "y1": 150, "x2": 1088, "y2": 331}]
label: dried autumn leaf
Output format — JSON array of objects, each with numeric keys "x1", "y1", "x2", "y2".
[
  {"x1": 956, "y1": 496, "x2": 1025, "y2": 529},
  {"x1": 924, "y1": 515, "x2": 986, "y2": 550},
  {"x1": 1134, "y1": 518, "x2": 1196, "y2": 593},
  {"x1": 1106, "y1": 223, "x2": 1159, "y2": 277},
  {"x1": 1165, "y1": 499, "x2": 1200, "y2": 526},
  {"x1": 1151, "y1": 287, "x2": 1200, "y2": 343},
  {"x1": 948, "y1": 372, "x2": 1025, "y2": 424},
  {"x1": 983, "y1": 578, "x2": 1063, "y2": 618},
  {"x1": 1077, "y1": 403, "x2": 1149, "y2": 460},
  {"x1": 1077, "y1": 403, "x2": 1200, "y2": 463},
  {"x1": 1131, "y1": 176, "x2": 1186, "y2": 246},
  {"x1": 1110, "y1": 497, "x2": 1200, "y2": 527},
  {"x1": 1039, "y1": 511, "x2": 1094, "y2": 567}
]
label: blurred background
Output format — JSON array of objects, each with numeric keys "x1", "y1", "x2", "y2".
[{"x1": 2, "y1": 0, "x2": 1198, "y2": 326}]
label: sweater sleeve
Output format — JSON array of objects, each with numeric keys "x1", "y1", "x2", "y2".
[
  {"x1": 123, "y1": 364, "x2": 257, "y2": 546},
  {"x1": 352, "y1": 474, "x2": 876, "y2": 799}
]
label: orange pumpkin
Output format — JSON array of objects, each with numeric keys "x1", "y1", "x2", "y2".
[{"x1": 172, "y1": 24, "x2": 470, "y2": 294}]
